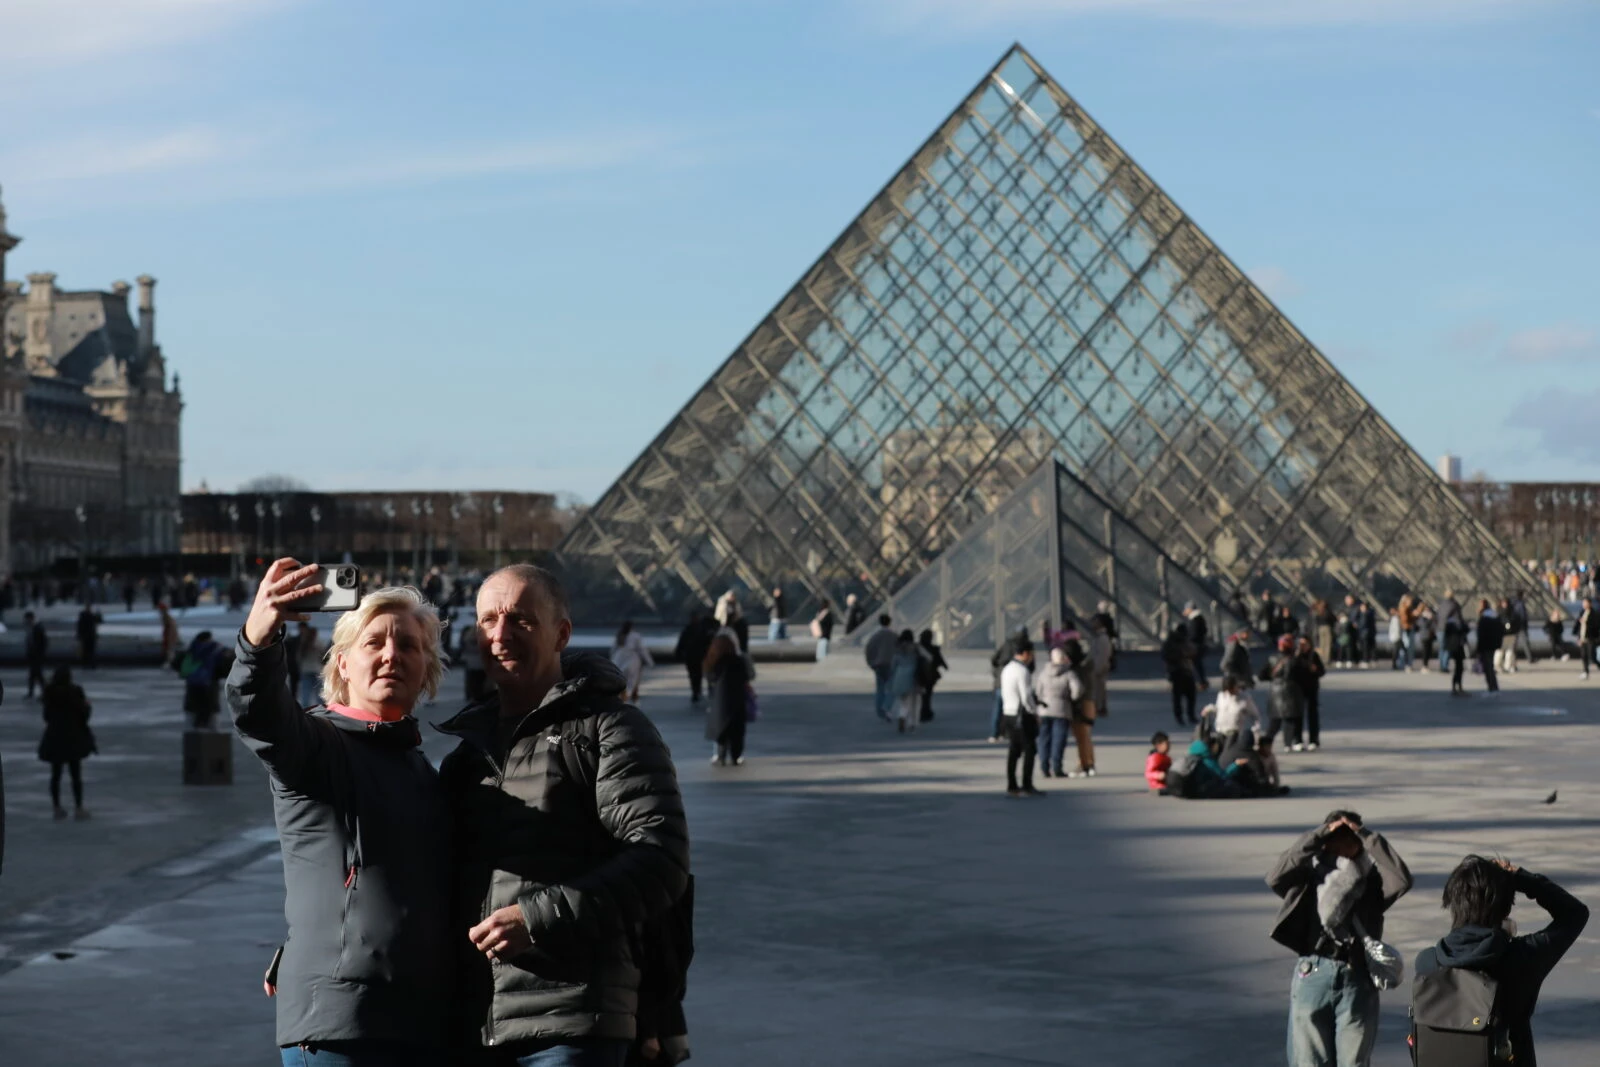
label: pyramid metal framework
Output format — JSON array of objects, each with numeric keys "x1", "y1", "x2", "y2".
[
  {"x1": 844, "y1": 459, "x2": 1248, "y2": 651},
  {"x1": 560, "y1": 44, "x2": 1547, "y2": 624}
]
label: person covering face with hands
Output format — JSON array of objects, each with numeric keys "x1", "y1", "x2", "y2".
[
  {"x1": 437, "y1": 565, "x2": 690, "y2": 1067},
  {"x1": 228, "y1": 558, "x2": 454, "y2": 1066}
]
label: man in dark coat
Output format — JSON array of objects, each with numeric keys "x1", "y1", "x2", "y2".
[
  {"x1": 1575, "y1": 597, "x2": 1599, "y2": 679},
  {"x1": 438, "y1": 565, "x2": 690, "y2": 1063},
  {"x1": 1183, "y1": 602, "x2": 1209, "y2": 690},
  {"x1": 1268, "y1": 811, "x2": 1412, "y2": 1067},
  {"x1": 674, "y1": 610, "x2": 716, "y2": 702},
  {"x1": 76, "y1": 605, "x2": 103, "y2": 668},
  {"x1": 843, "y1": 594, "x2": 867, "y2": 635},
  {"x1": 1256, "y1": 591, "x2": 1279, "y2": 639},
  {"x1": 1414, "y1": 856, "x2": 1587, "y2": 1067},
  {"x1": 1476, "y1": 599, "x2": 1505, "y2": 694},
  {"x1": 24, "y1": 611, "x2": 48, "y2": 699}
]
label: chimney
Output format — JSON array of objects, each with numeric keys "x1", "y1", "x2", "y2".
[
  {"x1": 111, "y1": 279, "x2": 130, "y2": 303},
  {"x1": 24, "y1": 271, "x2": 57, "y2": 371},
  {"x1": 136, "y1": 274, "x2": 156, "y2": 353}
]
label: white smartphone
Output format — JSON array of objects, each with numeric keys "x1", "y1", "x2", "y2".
[{"x1": 299, "y1": 564, "x2": 362, "y2": 612}]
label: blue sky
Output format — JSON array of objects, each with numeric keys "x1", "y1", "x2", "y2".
[{"x1": 3, "y1": 0, "x2": 1596, "y2": 499}]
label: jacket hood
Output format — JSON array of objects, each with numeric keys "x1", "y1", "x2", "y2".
[
  {"x1": 1188, "y1": 739, "x2": 1211, "y2": 758},
  {"x1": 1434, "y1": 924, "x2": 1511, "y2": 969},
  {"x1": 304, "y1": 705, "x2": 422, "y2": 748}
]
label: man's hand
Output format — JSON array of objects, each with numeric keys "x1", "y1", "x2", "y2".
[
  {"x1": 469, "y1": 905, "x2": 533, "y2": 962},
  {"x1": 638, "y1": 1037, "x2": 661, "y2": 1061},
  {"x1": 243, "y1": 558, "x2": 324, "y2": 647}
]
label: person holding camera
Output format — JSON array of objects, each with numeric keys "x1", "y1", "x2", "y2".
[
  {"x1": 1267, "y1": 810, "x2": 1413, "y2": 1067},
  {"x1": 228, "y1": 558, "x2": 454, "y2": 1066}
]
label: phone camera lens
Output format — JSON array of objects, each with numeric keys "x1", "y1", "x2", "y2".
[{"x1": 337, "y1": 567, "x2": 357, "y2": 589}]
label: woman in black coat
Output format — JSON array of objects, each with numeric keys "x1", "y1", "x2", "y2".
[
  {"x1": 38, "y1": 665, "x2": 94, "y2": 820},
  {"x1": 704, "y1": 634, "x2": 751, "y2": 767}
]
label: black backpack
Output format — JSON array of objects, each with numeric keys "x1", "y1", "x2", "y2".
[{"x1": 1409, "y1": 950, "x2": 1512, "y2": 1066}]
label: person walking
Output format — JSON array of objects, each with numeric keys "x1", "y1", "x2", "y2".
[
  {"x1": 76, "y1": 604, "x2": 103, "y2": 668},
  {"x1": 1476, "y1": 599, "x2": 1504, "y2": 694},
  {"x1": 230, "y1": 561, "x2": 455, "y2": 1066},
  {"x1": 611, "y1": 620, "x2": 654, "y2": 704},
  {"x1": 1357, "y1": 600, "x2": 1377, "y2": 668},
  {"x1": 714, "y1": 591, "x2": 748, "y2": 653},
  {"x1": 843, "y1": 593, "x2": 866, "y2": 635},
  {"x1": 916, "y1": 629, "x2": 946, "y2": 723},
  {"x1": 122, "y1": 577, "x2": 137, "y2": 613},
  {"x1": 1268, "y1": 811, "x2": 1413, "y2": 1067},
  {"x1": 1412, "y1": 856, "x2": 1588, "y2": 1067},
  {"x1": 1311, "y1": 599, "x2": 1336, "y2": 666},
  {"x1": 1387, "y1": 609, "x2": 1404, "y2": 671},
  {"x1": 23, "y1": 611, "x2": 48, "y2": 699},
  {"x1": 766, "y1": 586, "x2": 787, "y2": 642},
  {"x1": 1499, "y1": 595, "x2": 1524, "y2": 675},
  {"x1": 1397, "y1": 593, "x2": 1417, "y2": 671},
  {"x1": 887, "y1": 630, "x2": 922, "y2": 733},
  {"x1": 1033, "y1": 645, "x2": 1078, "y2": 778},
  {"x1": 1445, "y1": 612, "x2": 1469, "y2": 696},
  {"x1": 1294, "y1": 636, "x2": 1326, "y2": 751},
  {"x1": 1437, "y1": 590, "x2": 1463, "y2": 674},
  {"x1": 1162, "y1": 625, "x2": 1198, "y2": 727},
  {"x1": 1064, "y1": 639, "x2": 1098, "y2": 777},
  {"x1": 158, "y1": 601, "x2": 180, "y2": 669},
  {"x1": 987, "y1": 627, "x2": 1027, "y2": 742},
  {"x1": 1256, "y1": 590, "x2": 1279, "y2": 640},
  {"x1": 38, "y1": 665, "x2": 95, "y2": 821},
  {"x1": 1087, "y1": 615, "x2": 1112, "y2": 717},
  {"x1": 811, "y1": 600, "x2": 836, "y2": 662},
  {"x1": 181, "y1": 631, "x2": 225, "y2": 729},
  {"x1": 703, "y1": 634, "x2": 752, "y2": 766},
  {"x1": 1415, "y1": 605, "x2": 1437, "y2": 671},
  {"x1": 999, "y1": 638, "x2": 1041, "y2": 796},
  {"x1": 1575, "y1": 597, "x2": 1598, "y2": 679},
  {"x1": 863, "y1": 614, "x2": 897, "y2": 721},
  {"x1": 1182, "y1": 602, "x2": 1209, "y2": 690},
  {"x1": 293, "y1": 620, "x2": 323, "y2": 708},
  {"x1": 674, "y1": 611, "x2": 714, "y2": 701},
  {"x1": 1222, "y1": 630, "x2": 1253, "y2": 689}
]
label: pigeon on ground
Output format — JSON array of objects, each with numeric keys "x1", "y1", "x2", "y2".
[{"x1": 1543, "y1": 791, "x2": 1558, "y2": 805}]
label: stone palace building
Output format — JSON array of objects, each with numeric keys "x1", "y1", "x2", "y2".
[{"x1": 0, "y1": 186, "x2": 183, "y2": 575}]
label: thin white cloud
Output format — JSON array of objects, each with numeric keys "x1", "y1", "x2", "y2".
[
  {"x1": 1503, "y1": 324, "x2": 1600, "y2": 363},
  {"x1": 1445, "y1": 319, "x2": 1500, "y2": 351},
  {"x1": 868, "y1": 0, "x2": 1564, "y2": 28},
  {"x1": 3, "y1": 126, "x2": 254, "y2": 185},
  {"x1": 5, "y1": 0, "x2": 290, "y2": 71},
  {"x1": 1248, "y1": 264, "x2": 1303, "y2": 301},
  {"x1": 1507, "y1": 387, "x2": 1600, "y2": 463}
]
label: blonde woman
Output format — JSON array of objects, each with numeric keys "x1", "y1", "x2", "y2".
[{"x1": 227, "y1": 558, "x2": 454, "y2": 1065}]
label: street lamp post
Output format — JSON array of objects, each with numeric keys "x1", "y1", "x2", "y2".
[
  {"x1": 254, "y1": 499, "x2": 266, "y2": 567},
  {"x1": 74, "y1": 505, "x2": 87, "y2": 603},
  {"x1": 410, "y1": 498, "x2": 421, "y2": 579},
  {"x1": 173, "y1": 507, "x2": 184, "y2": 587},
  {"x1": 226, "y1": 503, "x2": 240, "y2": 582},
  {"x1": 492, "y1": 495, "x2": 505, "y2": 570},
  {"x1": 382, "y1": 500, "x2": 396, "y2": 581},
  {"x1": 310, "y1": 505, "x2": 322, "y2": 563},
  {"x1": 449, "y1": 501, "x2": 461, "y2": 576},
  {"x1": 422, "y1": 499, "x2": 434, "y2": 572}
]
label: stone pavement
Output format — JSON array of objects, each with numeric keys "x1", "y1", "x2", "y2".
[{"x1": 3, "y1": 654, "x2": 1600, "y2": 1065}]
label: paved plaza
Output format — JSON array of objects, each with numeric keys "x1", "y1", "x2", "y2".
[{"x1": 2, "y1": 652, "x2": 1600, "y2": 1065}]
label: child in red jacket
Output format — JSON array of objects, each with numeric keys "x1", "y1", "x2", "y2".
[{"x1": 1145, "y1": 731, "x2": 1172, "y2": 793}]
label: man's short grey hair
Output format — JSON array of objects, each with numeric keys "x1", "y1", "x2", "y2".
[{"x1": 484, "y1": 563, "x2": 570, "y2": 622}]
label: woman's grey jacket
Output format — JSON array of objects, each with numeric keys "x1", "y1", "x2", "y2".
[{"x1": 227, "y1": 632, "x2": 454, "y2": 1049}]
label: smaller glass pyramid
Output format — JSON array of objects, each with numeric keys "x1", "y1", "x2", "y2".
[{"x1": 849, "y1": 459, "x2": 1247, "y2": 650}]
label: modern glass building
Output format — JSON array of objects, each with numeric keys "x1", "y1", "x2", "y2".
[{"x1": 559, "y1": 44, "x2": 1547, "y2": 631}]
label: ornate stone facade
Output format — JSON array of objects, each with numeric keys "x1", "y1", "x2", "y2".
[{"x1": 0, "y1": 188, "x2": 183, "y2": 574}]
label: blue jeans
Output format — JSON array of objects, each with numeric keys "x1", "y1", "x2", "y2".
[
  {"x1": 1037, "y1": 716, "x2": 1071, "y2": 774},
  {"x1": 768, "y1": 619, "x2": 787, "y2": 641},
  {"x1": 279, "y1": 1043, "x2": 440, "y2": 1067},
  {"x1": 499, "y1": 1038, "x2": 631, "y2": 1066},
  {"x1": 1287, "y1": 955, "x2": 1379, "y2": 1067},
  {"x1": 814, "y1": 636, "x2": 829, "y2": 661},
  {"x1": 1392, "y1": 631, "x2": 1412, "y2": 669},
  {"x1": 874, "y1": 669, "x2": 893, "y2": 718}
]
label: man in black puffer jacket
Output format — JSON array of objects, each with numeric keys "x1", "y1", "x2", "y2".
[{"x1": 439, "y1": 565, "x2": 689, "y2": 1066}]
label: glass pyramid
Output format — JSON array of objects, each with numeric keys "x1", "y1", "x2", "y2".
[
  {"x1": 843, "y1": 460, "x2": 1247, "y2": 650},
  {"x1": 560, "y1": 44, "x2": 1547, "y2": 624}
]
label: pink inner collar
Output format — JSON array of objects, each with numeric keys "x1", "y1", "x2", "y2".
[{"x1": 326, "y1": 702, "x2": 406, "y2": 724}]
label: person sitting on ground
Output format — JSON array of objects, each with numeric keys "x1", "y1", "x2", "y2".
[
  {"x1": 1212, "y1": 673, "x2": 1260, "y2": 744},
  {"x1": 1256, "y1": 735, "x2": 1288, "y2": 796},
  {"x1": 1216, "y1": 728, "x2": 1284, "y2": 798},
  {"x1": 1174, "y1": 736, "x2": 1245, "y2": 799},
  {"x1": 1145, "y1": 732, "x2": 1171, "y2": 793},
  {"x1": 1411, "y1": 855, "x2": 1588, "y2": 1067}
]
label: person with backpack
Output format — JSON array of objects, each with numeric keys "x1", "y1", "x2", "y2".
[
  {"x1": 181, "y1": 630, "x2": 225, "y2": 730},
  {"x1": 1411, "y1": 856, "x2": 1588, "y2": 1067},
  {"x1": 1258, "y1": 635, "x2": 1304, "y2": 747},
  {"x1": 438, "y1": 564, "x2": 689, "y2": 1065},
  {"x1": 1267, "y1": 810, "x2": 1413, "y2": 1067}
]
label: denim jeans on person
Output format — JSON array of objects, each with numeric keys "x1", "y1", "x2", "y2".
[
  {"x1": 486, "y1": 1038, "x2": 632, "y2": 1067},
  {"x1": 768, "y1": 619, "x2": 787, "y2": 641},
  {"x1": 279, "y1": 1042, "x2": 443, "y2": 1067},
  {"x1": 874, "y1": 668, "x2": 893, "y2": 719},
  {"x1": 1037, "y1": 716, "x2": 1070, "y2": 775},
  {"x1": 1287, "y1": 955, "x2": 1379, "y2": 1067},
  {"x1": 814, "y1": 636, "x2": 829, "y2": 662}
]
